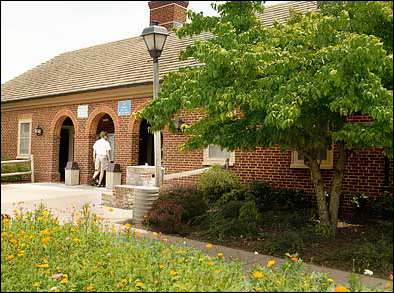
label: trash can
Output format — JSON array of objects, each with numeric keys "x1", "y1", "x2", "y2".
[
  {"x1": 106, "y1": 162, "x2": 122, "y2": 190},
  {"x1": 65, "y1": 162, "x2": 80, "y2": 186}
]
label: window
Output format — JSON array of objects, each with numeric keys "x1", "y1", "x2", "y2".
[
  {"x1": 290, "y1": 148, "x2": 333, "y2": 169},
  {"x1": 203, "y1": 144, "x2": 235, "y2": 166},
  {"x1": 17, "y1": 119, "x2": 32, "y2": 159}
]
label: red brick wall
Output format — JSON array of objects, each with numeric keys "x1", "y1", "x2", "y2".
[{"x1": 1, "y1": 95, "x2": 393, "y2": 214}]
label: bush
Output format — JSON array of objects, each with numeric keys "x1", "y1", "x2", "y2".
[
  {"x1": 261, "y1": 230, "x2": 308, "y2": 255},
  {"x1": 144, "y1": 186, "x2": 208, "y2": 234},
  {"x1": 246, "y1": 181, "x2": 309, "y2": 212},
  {"x1": 370, "y1": 195, "x2": 393, "y2": 220},
  {"x1": 238, "y1": 201, "x2": 261, "y2": 235},
  {"x1": 198, "y1": 166, "x2": 241, "y2": 203}
]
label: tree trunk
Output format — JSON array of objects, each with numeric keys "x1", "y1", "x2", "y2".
[
  {"x1": 307, "y1": 159, "x2": 331, "y2": 228},
  {"x1": 329, "y1": 141, "x2": 347, "y2": 235}
]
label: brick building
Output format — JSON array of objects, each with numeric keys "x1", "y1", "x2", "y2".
[{"x1": 1, "y1": 1, "x2": 392, "y2": 212}]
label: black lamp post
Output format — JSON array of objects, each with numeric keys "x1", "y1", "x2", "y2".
[{"x1": 141, "y1": 24, "x2": 169, "y2": 187}]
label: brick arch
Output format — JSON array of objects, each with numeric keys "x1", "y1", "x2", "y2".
[
  {"x1": 129, "y1": 101, "x2": 151, "y2": 134},
  {"x1": 50, "y1": 108, "x2": 78, "y2": 182},
  {"x1": 86, "y1": 106, "x2": 119, "y2": 135},
  {"x1": 50, "y1": 108, "x2": 78, "y2": 138}
]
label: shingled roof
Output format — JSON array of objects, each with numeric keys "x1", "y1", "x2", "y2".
[{"x1": 1, "y1": 1, "x2": 317, "y2": 103}]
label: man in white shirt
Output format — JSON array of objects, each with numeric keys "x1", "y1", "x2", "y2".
[{"x1": 91, "y1": 131, "x2": 112, "y2": 187}]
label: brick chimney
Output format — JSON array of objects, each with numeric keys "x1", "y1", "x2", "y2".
[{"x1": 148, "y1": 1, "x2": 189, "y2": 29}]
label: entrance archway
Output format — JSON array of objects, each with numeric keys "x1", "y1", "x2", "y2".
[
  {"x1": 138, "y1": 119, "x2": 163, "y2": 166},
  {"x1": 138, "y1": 119, "x2": 154, "y2": 165},
  {"x1": 96, "y1": 114, "x2": 115, "y2": 161},
  {"x1": 59, "y1": 117, "x2": 74, "y2": 181}
]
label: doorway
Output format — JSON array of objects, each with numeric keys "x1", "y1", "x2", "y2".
[
  {"x1": 59, "y1": 117, "x2": 74, "y2": 181},
  {"x1": 138, "y1": 119, "x2": 154, "y2": 165}
]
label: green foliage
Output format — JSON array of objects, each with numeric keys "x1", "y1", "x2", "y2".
[
  {"x1": 323, "y1": 238, "x2": 393, "y2": 275},
  {"x1": 144, "y1": 186, "x2": 208, "y2": 234},
  {"x1": 370, "y1": 195, "x2": 393, "y2": 220},
  {"x1": 315, "y1": 223, "x2": 335, "y2": 239},
  {"x1": 197, "y1": 166, "x2": 241, "y2": 203},
  {"x1": 246, "y1": 181, "x2": 310, "y2": 212},
  {"x1": 238, "y1": 201, "x2": 261, "y2": 235},
  {"x1": 261, "y1": 230, "x2": 307, "y2": 255}
]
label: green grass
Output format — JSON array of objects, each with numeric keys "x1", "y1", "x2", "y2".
[{"x1": 2, "y1": 204, "x2": 389, "y2": 292}]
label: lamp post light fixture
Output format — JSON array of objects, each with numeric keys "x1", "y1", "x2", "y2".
[
  {"x1": 141, "y1": 23, "x2": 169, "y2": 187},
  {"x1": 33, "y1": 125, "x2": 43, "y2": 136}
]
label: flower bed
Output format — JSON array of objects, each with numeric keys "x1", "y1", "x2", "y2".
[{"x1": 1, "y1": 204, "x2": 391, "y2": 292}]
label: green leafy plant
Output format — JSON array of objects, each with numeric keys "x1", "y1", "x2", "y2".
[
  {"x1": 198, "y1": 166, "x2": 241, "y2": 203},
  {"x1": 370, "y1": 195, "x2": 393, "y2": 220}
]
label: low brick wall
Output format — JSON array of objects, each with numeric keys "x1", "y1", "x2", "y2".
[{"x1": 102, "y1": 185, "x2": 135, "y2": 209}]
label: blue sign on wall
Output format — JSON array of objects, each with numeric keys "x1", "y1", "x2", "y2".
[{"x1": 118, "y1": 100, "x2": 131, "y2": 116}]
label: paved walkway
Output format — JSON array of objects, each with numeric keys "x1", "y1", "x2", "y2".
[{"x1": 1, "y1": 182, "x2": 389, "y2": 290}]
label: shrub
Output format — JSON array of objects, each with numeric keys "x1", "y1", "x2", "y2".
[
  {"x1": 247, "y1": 181, "x2": 309, "y2": 212},
  {"x1": 370, "y1": 195, "x2": 393, "y2": 220},
  {"x1": 1, "y1": 158, "x2": 30, "y2": 182},
  {"x1": 238, "y1": 201, "x2": 261, "y2": 235},
  {"x1": 144, "y1": 186, "x2": 208, "y2": 234},
  {"x1": 261, "y1": 230, "x2": 308, "y2": 255},
  {"x1": 198, "y1": 166, "x2": 241, "y2": 203}
]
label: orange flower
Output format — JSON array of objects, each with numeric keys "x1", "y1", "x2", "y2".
[
  {"x1": 208, "y1": 261, "x2": 214, "y2": 266},
  {"x1": 206, "y1": 243, "x2": 213, "y2": 249},
  {"x1": 334, "y1": 286, "x2": 348, "y2": 292},
  {"x1": 291, "y1": 257, "x2": 298, "y2": 262},
  {"x1": 40, "y1": 228, "x2": 50, "y2": 235},
  {"x1": 41, "y1": 237, "x2": 50, "y2": 244},
  {"x1": 386, "y1": 282, "x2": 392, "y2": 287},
  {"x1": 7, "y1": 255, "x2": 15, "y2": 261},
  {"x1": 170, "y1": 270, "x2": 178, "y2": 276},
  {"x1": 390, "y1": 275, "x2": 393, "y2": 281},
  {"x1": 86, "y1": 286, "x2": 94, "y2": 291}
]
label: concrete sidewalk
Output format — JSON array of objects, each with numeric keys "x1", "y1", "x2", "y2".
[{"x1": 1, "y1": 182, "x2": 390, "y2": 290}]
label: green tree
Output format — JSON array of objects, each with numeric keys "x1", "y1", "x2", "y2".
[{"x1": 137, "y1": 1, "x2": 393, "y2": 235}]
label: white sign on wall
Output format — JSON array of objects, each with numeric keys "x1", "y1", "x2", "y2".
[{"x1": 77, "y1": 105, "x2": 89, "y2": 118}]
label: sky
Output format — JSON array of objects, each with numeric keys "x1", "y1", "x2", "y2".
[{"x1": 1, "y1": 1, "x2": 284, "y2": 84}]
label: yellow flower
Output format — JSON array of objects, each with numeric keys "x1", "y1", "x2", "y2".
[
  {"x1": 163, "y1": 248, "x2": 170, "y2": 254},
  {"x1": 275, "y1": 280, "x2": 281, "y2": 285},
  {"x1": 170, "y1": 270, "x2": 178, "y2": 276},
  {"x1": 217, "y1": 253, "x2": 224, "y2": 258},
  {"x1": 75, "y1": 218, "x2": 82, "y2": 223},
  {"x1": 153, "y1": 232, "x2": 158, "y2": 236},
  {"x1": 33, "y1": 282, "x2": 40, "y2": 287},
  {"x1": 267, "y1": 260, "x2": 276, "y2": 268},
  {"x1": 109, "y1": 208, "x2": 113, "y2": 212},
  {"x1": 7, "y1": 255, "x2": 15, "y2": 261},
  {"x1": 60, "y1": 279, "x2": 68, "y2": 284},
  {"x1": 177, "y1": 250, "x2": 185, "y2": 254},
  {"x1": 43, "y1": 211, "x2": 49, "y2": 217},
  {"x1": 135, "y1": 281, "x2": 143, "y2": 287},
  {"x1": 206, "y1": 243, "x2": 213, "y2": 249},
  {"x1": 41, "y1": 237, "x2": 50, "y2": 244},
  {"x1": 122, "y1": 279, "x2": 127, "y2": 283},
  {"x1": 73, "y1": 238, "x2": 81, "y2": 243},
  {"x1": 334, "y1": 286, "x2": 348, "y2": 292},
  {"x1": 2, "y1": 218, "x2": 10, "y2": 223},
  {"x1": 208, "y1": 261, "x2": 214, "y2": 266},
  {"x1": 40, "y1": 228, "x2": 50, "y2": 235},
  {"x1": 86, "y1": 286, "x2": 94, "y2": 291},
  {"x1": 36, "y1": 264, "x2": 49, "y2": 269},
  {"x1": 253, "y1": 271, "x2": 263, "y2": 279},
  {"x1": 13, "y1": 209, "x2": 18, "y2": 213},
  {"x1": 214, "y1": 269, "x2": 221, "y2": 273},
  {"x1": 159, "y1": 264, "x2": 164, "y2": 269},
  {"x1": 328, "y1": 278, "x2": 334, "y2": 283},
  {"x1": 1, "y1": 232, "x2": 6, "y2": 237},
  {"x1": 17, "y1": 251, "x2": 24, "y2": 257},
  {"x1": 163, "y1": 237, "x2": 169, "y2": 242}
]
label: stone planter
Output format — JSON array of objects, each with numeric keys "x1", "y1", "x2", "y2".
[{"x1": 65, "y1": 162, "x2": 79, "y2": 186}]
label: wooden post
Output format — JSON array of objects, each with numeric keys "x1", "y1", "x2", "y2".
[{"x1": 30, "y1": 154, "x2": 34, "y2": 183}]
